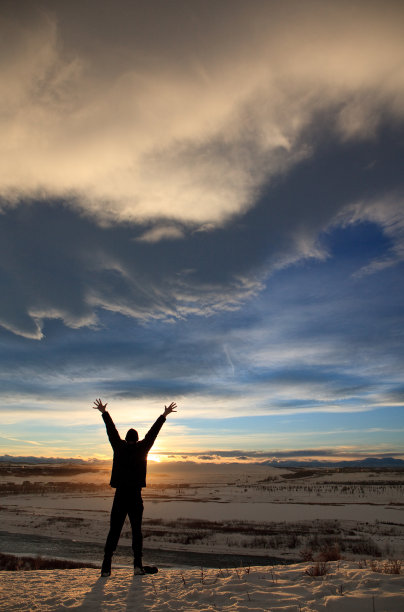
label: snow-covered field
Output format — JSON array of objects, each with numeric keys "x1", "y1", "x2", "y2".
[
  {"x1": 1, "y1": 561, "x2": 403, "y2": 611},
  {"x1": 1, "y1": 463, "x2": 403, "y2": 562},
  {"x1": 1, "y1": 464, "x2": 403, "y2": 610}
]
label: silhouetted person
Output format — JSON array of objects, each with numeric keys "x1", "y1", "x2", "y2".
[{"x1": 93, "y1": 398, "x2": 177, "y2": 576}]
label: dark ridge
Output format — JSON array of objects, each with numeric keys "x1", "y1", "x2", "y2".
[{"x1": 0, "y1": 552, "x2": 97, "y2": 571}]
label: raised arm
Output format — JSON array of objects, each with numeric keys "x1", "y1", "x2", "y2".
[
  {"x1": 144, "y1": 402, "x2": 177, "y2": 452},
  {"x1": 93, "y1": 398, "x2": 107, "y2": 414},
  {"x1": 93, "y1": 398, "x2": 121, "y2": 449},
  {"x1": 163, "y1": 402, "x2": 177, "y2": 417}
]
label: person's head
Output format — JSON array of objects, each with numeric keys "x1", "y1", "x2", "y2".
[{"x1": 125, "y1": 428, "x2": 139, "y2": 443}]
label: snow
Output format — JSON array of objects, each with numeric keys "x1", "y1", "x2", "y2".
[
  {"x1": 1, "y1": 464, "x2": 403, "y2": 609},
  {"x1": 1, "y1": 464, "x2": 403, "y2": 562},
  {"x1": 1, "y1": 561, "x2": 403, "y2": 611}
]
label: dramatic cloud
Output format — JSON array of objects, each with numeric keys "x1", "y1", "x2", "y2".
[
  {"x1": 1, "y1": 0, "x2": 403, "y2": 340},
  {"x1": 1, "y1": 0, "x2": 403, "y2": 228},
  {"x1": 1, "y1": 124, "x2": 403, "y2": 340},
  {"x1": 1, "y1": 1, "x2": 403, "y2": 460},
  {"x1": 0, "y1": 202, "x2": 265, "y2": 339}
]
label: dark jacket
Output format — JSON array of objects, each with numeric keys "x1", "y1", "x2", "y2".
[{"x1": 102, "y1": 411, "x2": 166, "y2": 489}]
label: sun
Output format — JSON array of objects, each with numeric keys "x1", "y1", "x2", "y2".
[{"x1": 148, "y1": 453, "x2": 161, "y2": 463}]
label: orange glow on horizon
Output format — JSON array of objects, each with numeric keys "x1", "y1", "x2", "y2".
[{"x1": 148, "y1": 454, "x2": 161, "y2": 463}]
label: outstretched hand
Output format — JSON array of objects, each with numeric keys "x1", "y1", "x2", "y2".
[
  {"x1": 93, "y1": 398, "x2": 108, "y2": 413},
  {"x1": 163, "y1": 402, "x2": 177, "y2": 417}
]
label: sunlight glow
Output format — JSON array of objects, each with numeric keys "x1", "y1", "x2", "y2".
[{"x1": 148, "y1": 454, "x2": 161, "y2": 463}]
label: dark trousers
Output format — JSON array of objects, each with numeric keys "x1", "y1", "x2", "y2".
[{"x1": 104, "y1": 487, "x2": 144, "y2": 563}]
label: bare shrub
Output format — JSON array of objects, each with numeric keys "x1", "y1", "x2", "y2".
[
  {"x1": 316, "y1": 543, "x2": 341, "y2": 562},
  {"x1": 356, "y1": 559, "x2": 401, "y2": 574},
  {"x1": 383, "y1": 560, "x2": 402, "y2": 574},
  {"x1": 308, "y1": 534, "x2": 381, "y2": 558},
  {"x1": 249, "y1": 536, "x2": 268, "y2": 548},
  {"x1": 350, "y1": 538, "x2": 381, "y2": 557},
  {"x1": 168, "y1": 530, "x2": 208, "y2": 545},
  {"x1": 305, "y1": 562, "x2": 329, "y2": 577},
  {"x1": 299, "y1": 548, "x2": 314, "y2": 562},
  {"x1": 287, "y1": 533, "x2": 300, "y2": 548},
  {"x1": 384, "y1": 559, "x2": 401, "y2": 574},
  {"x1": 370, "y1": 560, "x2": 402, "y2": 574}
]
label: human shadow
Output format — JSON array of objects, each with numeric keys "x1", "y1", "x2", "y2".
[
  {"x1": 126, "y1": 574, "x2": 148, "y2": 611},
  {"x1": 54, "y1": 575, "x2": 107, "y2": 611},
  {"x1": 53, "y1": 571, "x2": 150, "y2": 611}
]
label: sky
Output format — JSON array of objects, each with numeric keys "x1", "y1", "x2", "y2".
[{"x1": 1, "y1": 0, "x2": 403, "y2": 463}]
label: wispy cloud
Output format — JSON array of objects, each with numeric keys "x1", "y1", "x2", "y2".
[
  {"x1": 0, "y1": 435, "x2": 41, "y2": 446},
  {"x1": 136, "y1": 226, "x2": 185, "y2": 243},
  {"x1": 161, "y1": 447, "x2": 404, "y2": 463},
  {"x1": 340, "y1": 196, "x2": 404, "y2": 277}
]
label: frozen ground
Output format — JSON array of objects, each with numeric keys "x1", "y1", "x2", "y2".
[
  {"x1": 0, "y1": 463, "x2": 403, "y2": 563},
  {"x1": 0, "y1": 561, "x2": 403, "y2": 611}
]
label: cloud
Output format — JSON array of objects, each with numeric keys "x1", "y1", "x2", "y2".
[
  {"x1": 136, "y1": 225, "x2": 185, "y2": 243},
  {"x1": 0, "y1": 435, "x2": 41, "y2": 446},
  {"x1": 158, "y1": 448, "x2": 404, "y2": 462},
  {"x1": 336, "y1": 195, "x2": 404, "y2": 276},
  {"x1": 385, "y1": 387, "x2": 404, "y2": 404},
  {"x1": 1, "y1": 122, "x2": 402, "y2": 341},
  {"x1": 0, "y1": 202, "x2": 268, "y2": 339},
  {"x1": 0, "y1": 199, "x2": 402, "y2": 421},
  {"x1": 0, "y1": 0, "x2": 403, "y2": 345},
  {"x1": 1, "y1": 0, "x2": 404, "y2": 229}
]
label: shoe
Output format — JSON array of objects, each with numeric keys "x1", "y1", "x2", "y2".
[
  {"x1": 101, "y1": 555, "x2": 112, "y2": 577},
  {"x1": 133, "y1": 565, "x2": 146, "y2": 575}
]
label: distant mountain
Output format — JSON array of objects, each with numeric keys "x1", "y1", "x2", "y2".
[
  {"x1": 0, "y1": 455, "x2": 104, "y2": 464},
  {"x1": 1, "y1": 455, "x2": 403, "y2": 468},
  {"x1": 264, "y1": 457, "x2": 404, "y2": 468},
  {"x1": 354, "y1": 457, "x2": 404, "y2": 467}
]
